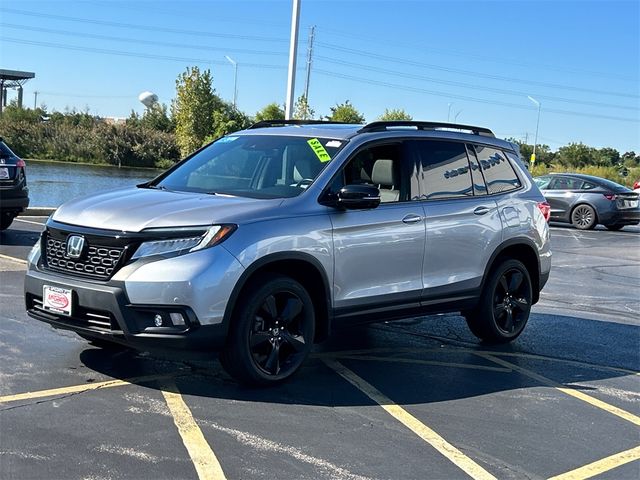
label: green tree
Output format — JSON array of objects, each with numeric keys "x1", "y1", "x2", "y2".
[
  {"x1": 207, "y1": 101, "x2": 252, "y2": 143},
  {"x1": 556, "y1": 142, "x2": 595, "y2": 168},
  {"x1": 508, "y1": 139, "x2": 554, "y2": 166},
  {"x1": 172, "y1": 66, "x2": 222, "y2": 156},
  {"x1": 141, "y1": 103, "x2": 173, "y2": 132},
  {"x1": 594, "y1": 147, "x2": 620, "y2": 167},
  {"x1": 378, "y1": 108, "x2": 412, "y2": 121},
  {"x1": 292, "y1": 95, "x2": 315, "y2": 120},
  {"x1": 255, "y1": 102, "x2": 285, "y2": 122},
  {"x1": 326, "y1": 100, "x2": 364, "y2": 123}
]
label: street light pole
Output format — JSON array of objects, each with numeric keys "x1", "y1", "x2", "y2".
[
  {"x1": 225, "y1": 55, "x2": 238, "y2": 108},
  {"x1": 285, "y1": 0, "x2": 301, "y2": 119},
  {"x1": 527, "y1": 95, "x2": 541, "y2": 167}
]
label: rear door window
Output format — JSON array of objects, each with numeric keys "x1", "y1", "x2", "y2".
[{"x1": 412, "y1": 140, "x2": 473, "y2": 200}]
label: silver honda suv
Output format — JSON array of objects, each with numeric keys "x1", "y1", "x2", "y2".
[{"x1": 25, "y1": 120, "x2": 551, "y2": 385}]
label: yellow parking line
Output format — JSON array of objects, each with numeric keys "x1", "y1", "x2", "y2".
[
  {"x1": 0, "y1": 373, "x2": 174, "y2": 404},
  {"x1": 324, "y1": 358, "x2": 497, "y2": 480},
  {"x1": 334, "y1": 354, "x2": 511, "y2": 373},
  {"x1": 547, "y1": 445, "x2": 640, "y2": 480},
  {"x1": 477, "y1": 353, "x2": 640, "y2": 426},
  {"x1": 161, "y1": 381, "x2": 226, "y2": 480},
  {"x1": 0, "y1": 253, "x2": 27, "y2": 265}
]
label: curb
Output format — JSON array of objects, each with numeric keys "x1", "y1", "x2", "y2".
[{"x1": 23, "y1": 207, "x2": 57, "y2": 216}]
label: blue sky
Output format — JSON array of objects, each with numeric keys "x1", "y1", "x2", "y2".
[{"x1": 1, "y1": 0, "x2": 638, "y2": 152}]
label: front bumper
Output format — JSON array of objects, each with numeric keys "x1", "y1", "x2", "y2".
[
  {"x1": 25, "y1": 269, "x2": 228, "y2": 353},
  {"x1": 24, "y1": 245, "x2": 245, "y2": 354}
]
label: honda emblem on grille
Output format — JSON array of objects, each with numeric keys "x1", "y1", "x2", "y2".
[{"x1": 66, "y1": 235, "x2": 86, "y2": 259}]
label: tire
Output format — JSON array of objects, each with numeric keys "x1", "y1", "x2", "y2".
[
  {"x1": 571, "y1": 204, "x2": 597, "y2": 230},
  {"x1": 605, "y1": 224, "x2": 624, "y2": 231},
  {"x1": 464, "y1": 259, "x2": 533, "y2": 343},
  {"x1": 220, "y1": 274, "x2": 315, "y2": 386},
  {"x1": 0, "y1": 213, "x2": 15, "y2": 231}
]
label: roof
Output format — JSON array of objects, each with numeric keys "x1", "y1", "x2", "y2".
[
  {"x1": 0, "y1": 69, "x2": 36, "y2": 88},
  {"x1": 238, "y1": 121, "x2": 515, "y2": 150}
]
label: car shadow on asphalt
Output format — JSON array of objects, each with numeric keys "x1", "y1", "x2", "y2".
[
  {"x1": 0, "y1": 228, "x2": 40, "y2": 247},
  {"x1": 77, "y1": 312, "x2": 640, "y2": 408}
]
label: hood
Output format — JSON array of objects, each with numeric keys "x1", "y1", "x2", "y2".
[{"x1": 52, "y1": 187, "x2": 279, "y2": 232}]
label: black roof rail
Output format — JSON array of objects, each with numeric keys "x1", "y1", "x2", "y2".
[
  {"x1": 358, "y1": 121, "x2": 495, "y2": 137},
  {"x1": 248, "y1": 119, "x2": 354, "y2": 129}
]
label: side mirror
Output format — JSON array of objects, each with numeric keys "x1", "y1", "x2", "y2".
[{"x1": 337, "y1": 184, "x2": 381, "y2": 210}]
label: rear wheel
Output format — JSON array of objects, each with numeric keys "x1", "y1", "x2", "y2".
[
  {"x1": 571, "y1": 204, "x2": 597, "y2": 230},
  {"x1": 0, "y1": 213, "x2": 16, "y2": 230},
  {"x1": 465, "y1": 259, "x2": 532, "y2": 343},
  {"x1": 220, "y1": 274, "x2": 315, "y2": 386}
]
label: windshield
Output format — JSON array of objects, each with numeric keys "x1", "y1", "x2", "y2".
[{"x1": 153, "y1": 135, "x2": 344, "y2": 199}]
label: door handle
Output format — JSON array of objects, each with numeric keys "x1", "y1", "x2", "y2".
[
  {"x1": 473, "y1": 206, "x2": 491, "y2": 215},
  {"x1": 402, "y1": 214, "x2": 423, "y2": 224}
]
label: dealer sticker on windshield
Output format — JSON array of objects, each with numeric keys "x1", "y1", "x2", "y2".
[
  {"x1": 307, "y1": 138, "x2": 332, "y2": 163},
  {"x1": 43, "y1": 285, "x2": 73, "y2": 316}
]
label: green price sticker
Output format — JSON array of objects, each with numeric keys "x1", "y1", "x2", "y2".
[{"x1": 307, "y1": 138, "x2": 332, "y2": 163}]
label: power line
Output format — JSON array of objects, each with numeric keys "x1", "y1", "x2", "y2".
[
  {"x1": 0, "y1": 37, "x2": 285, "y2": 70},
  {"x1": 0, "y1": 7, "x2": 289, "y2": 43},
  {"x1": 316, "y1": 41, "x2": 639, "y2": 100},
  {"x1": 0, "y1": 23, "x2": 289, "y2": 57},
  {"x1": 311, "y1": 25, "x2": 639, "y2": 83},
  {"x1": 314, "y1": 55, "x2": 636, "y2": 111},
  {"x1": 313, "y1": 69, "x2": 638, "y2": 123}
]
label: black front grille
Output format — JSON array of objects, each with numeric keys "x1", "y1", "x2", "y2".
[{"x1": 43, "y1": 230, "x2": 127, "y2": 280}]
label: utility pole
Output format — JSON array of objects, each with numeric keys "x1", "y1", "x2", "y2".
[
  {"x1": 285, "y1": 0, "x2": 301, "y2": 120},
  {"x1": 303, "y1": 25, "x2": 315, "y2": 101},
  {"x1": 33, "y1": 91, "x2": 39, "y2": 109}
]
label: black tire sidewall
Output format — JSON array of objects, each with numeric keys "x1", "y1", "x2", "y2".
[{"x1": 223, "y1": 274, "x2": 315, "y2": 385}]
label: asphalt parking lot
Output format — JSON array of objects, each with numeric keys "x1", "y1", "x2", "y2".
[{"x1": 1, "y1": 217, "x2": 639, "y2": 480}]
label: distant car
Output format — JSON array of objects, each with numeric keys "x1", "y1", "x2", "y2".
[
  {"x1": 534, "y1": 173, "x2": 640, "y2": 230},
  {"x1": 0, "y1": 138, "x2": 30, "y2": 230},
  {"x1": 634, "y1": 179, "x2": 640, "y2": 193}
]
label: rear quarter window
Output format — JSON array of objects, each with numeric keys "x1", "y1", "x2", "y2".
[{"x1": 474, "y1": 145, "x2": 521, "y2": 194}]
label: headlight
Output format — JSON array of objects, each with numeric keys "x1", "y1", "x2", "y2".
[{"x1": 131, "y1": 225, "x2": 236, "y2": 260}]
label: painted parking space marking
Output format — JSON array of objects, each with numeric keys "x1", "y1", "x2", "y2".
[
  {"x1": 477, "y1": 353, "x2": 640, "y2": 427},
  {"x1": 547, "y1": 445, "x2": 640, "y2": 480},
  {"x1": 0, "y1": 253, "x2": 27, "y2": 265},
  {"x1": 333, "y1": 354, "x2": 512, "y2": 373},
  {"x1": 324, "y1": 358, "x2": 497, "y2": 480},
  {"x1": 0, "y1": 373, "x2": 176, "y2": 404},
  {"x1": 14, "y1": 218, "x2": 48, "y2": 227},
  {"x1": 161, "y1": 380, "x2": 226, "y2": 480}
]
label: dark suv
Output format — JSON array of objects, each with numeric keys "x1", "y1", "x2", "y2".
[
  {"x1": 0, "y1": 138, "x2": 29, "y2": 230},
  {"x1": 25, "y1": 120, "x2": 551, "y2": 385}
]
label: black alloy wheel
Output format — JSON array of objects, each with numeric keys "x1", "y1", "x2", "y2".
[
  {"x1": 571, "y1": 204, "x2": 597, "y2": 230},
  {"x1": 465, "y1": 259, "x2": 532, "y2": 343},
  {"x1": 220, "y1": 274, "x2": 315, "y2": 385}
]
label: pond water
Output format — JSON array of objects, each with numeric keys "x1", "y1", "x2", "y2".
[{"x1": 26, "y1": 160, "x2": 165, "y2": 207}]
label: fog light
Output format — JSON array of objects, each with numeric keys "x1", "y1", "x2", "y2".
[
  {"x1": 170, "y1": 312, "x2": 186, "y2": 326},
  {"x1": 154, "y1": 314, "x2": 163, "y2": 327}
]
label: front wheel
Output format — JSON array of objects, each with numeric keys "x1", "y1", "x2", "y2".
[
  {"x1": 220, "y1": 274, "x2": 315, "y2": 386},
  {"x1": 465, "y1": 259, "x2": 532, "y2": 343}
]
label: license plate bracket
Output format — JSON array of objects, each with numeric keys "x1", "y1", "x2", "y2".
[{"x1": 43, "y1": 285, "x2": 73, "y2": 316}]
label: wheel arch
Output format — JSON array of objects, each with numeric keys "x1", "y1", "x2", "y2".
[
  {"x1": 481, "y1": 238, "x2": 542, "y2": 305},
  {"x1": 222, "y1": 252, "x2": 332, "y2": 343}
]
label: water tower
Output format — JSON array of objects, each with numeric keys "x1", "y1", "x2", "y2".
[{"x1": 138, "y1": 91, "x2": 158, "y2": 109}]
